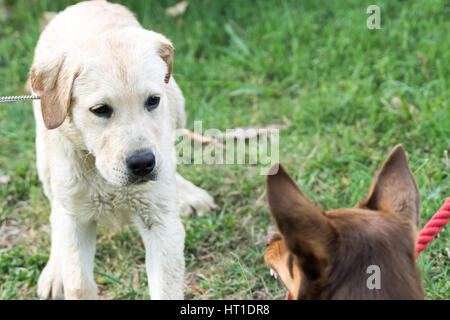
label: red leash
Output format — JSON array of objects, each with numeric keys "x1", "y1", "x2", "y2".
[
  {"x1": 285, "y1": 198, "x2": 450, "y2": 300},
  {"x1": 415, "y1": 197, "x2": 450, "y2": 259}
]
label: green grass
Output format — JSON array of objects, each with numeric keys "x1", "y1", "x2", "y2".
[{"x1": 0, "y1": 0, "x2": 449, "y2": 299}]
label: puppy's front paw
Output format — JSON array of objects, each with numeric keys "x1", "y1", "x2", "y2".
[
  {"x1": 176, "y1": 173, "x2": 217, "y2": 217},
  {"x1": 63, "y1": 281, "x2": 98, "y2": 300},
  {"x1": 37, "y1": 263, "x2": 64, "y2": 300},
  {"x1": 178, "y1": 184, "x2": 216, "y2": 217}
]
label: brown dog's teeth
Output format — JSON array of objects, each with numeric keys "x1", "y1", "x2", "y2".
[{"x1": 270, "y1": 268, "x2": 278, "y2": 279}]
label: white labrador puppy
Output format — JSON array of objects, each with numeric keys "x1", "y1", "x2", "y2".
[{"x1": 30, "y1": 0, "x2": 215, "y2": 299}]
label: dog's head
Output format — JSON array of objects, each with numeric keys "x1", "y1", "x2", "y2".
[
  {"x1": 30, "y1": 28, "x2": 176, "y2": 186},
  {"x1": 264, "y1": 145, "x2": 424, "y2": 299}
]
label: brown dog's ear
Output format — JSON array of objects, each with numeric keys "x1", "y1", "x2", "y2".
[
  {"x1": 30, "y1": 54, "x2": 81, "y2": 129},
  {"x1": 158, "y1": 42, "x2": 173, "y2": 84},
  {"x1": 266, "y1": 164, "x2": 333, "y2": 280},
  {"x1": 359, "y1": 145, "x2": 420, "y2": 226}
]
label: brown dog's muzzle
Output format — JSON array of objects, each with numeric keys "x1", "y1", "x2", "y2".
[
  {"x1": 264, "y1": 232, "x2": 282, "y2": 247},
  {"x1": 264, "y1": 232, "x2": 301, "y2": 299}
]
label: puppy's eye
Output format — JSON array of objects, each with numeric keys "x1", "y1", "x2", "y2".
[
  {"x1": 145, "y1": 95, "x2": 160, "y2": 111},
  {"x1": 90, "y1": 104, "x2": 112, "y2": 118}
]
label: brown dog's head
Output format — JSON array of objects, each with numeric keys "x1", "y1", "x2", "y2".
[{"x1": 264, "y1": 145, "x2": 424, "y2": 299}]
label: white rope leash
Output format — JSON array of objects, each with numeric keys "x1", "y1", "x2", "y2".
[{"x1": 0, "y1": 95, "x2": 40, "y2": 103}]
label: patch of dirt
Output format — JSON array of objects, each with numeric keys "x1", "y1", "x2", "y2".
[{"x1": 0, "y1": 224, "x2": 27, "y2": 249}]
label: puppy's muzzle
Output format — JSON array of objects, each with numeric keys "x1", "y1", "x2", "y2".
[{"x1": 126, "y1": 149, "x2": 156, "y2": 183}]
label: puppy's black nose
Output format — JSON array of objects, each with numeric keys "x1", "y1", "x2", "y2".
[{"x1": 126, "y1": 150, "x2": 156, "y2": 178}]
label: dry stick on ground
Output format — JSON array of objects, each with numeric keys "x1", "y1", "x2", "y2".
[
  {"x1": 180, "y1": 128, "x2": 225, "y2": 149},
  {"x1": 180, "y1": 123, "x2": 290, "y2": 149}
]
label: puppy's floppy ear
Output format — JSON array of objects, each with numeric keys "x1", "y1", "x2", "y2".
[
  {"x1": 359, "y1": 145, "x2": 420, "y2": 226},
  {"x1": 158, "y1": 41, "x2": 174, "y2": 84},
  {"x1": 266, "y1": 164, "x2": 333, "y2": 280},
  {"x1": 142, "y1": 30, "x2": 174, "y2": 83},
  {"x1": 30, "y1": 53, "x2": 81, "y2": 129}
]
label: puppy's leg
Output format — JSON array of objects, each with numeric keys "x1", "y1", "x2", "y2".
[
  {"x1": 176, "y1": 173, "x2": 216, "y2": 217},
  {"x1": 135, "y1": 213, "x2": 185, "y2": 299},
  {"x1": 37, "y1": 211, "x2": 64, "y2": 299},
  {"x1": 38, "y1": 204, "x2": 98, "y2": 300}
]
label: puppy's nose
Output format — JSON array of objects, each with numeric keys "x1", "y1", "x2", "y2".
[{"x1": 126, "y1": 150, "x2": 156, "y2": 177}]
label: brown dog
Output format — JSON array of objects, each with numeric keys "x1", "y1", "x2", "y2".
[{"x1": 264, "y1": 145, "x2": 424, "y2": 299}]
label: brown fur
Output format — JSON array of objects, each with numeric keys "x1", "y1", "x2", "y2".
[{"x1": 264, "y1": 145, "x2": 424, "y2": 299}]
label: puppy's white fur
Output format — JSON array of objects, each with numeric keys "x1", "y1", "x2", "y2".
[{"x1": 31, "y1": 0, "x2": 215, "y2": 300}]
